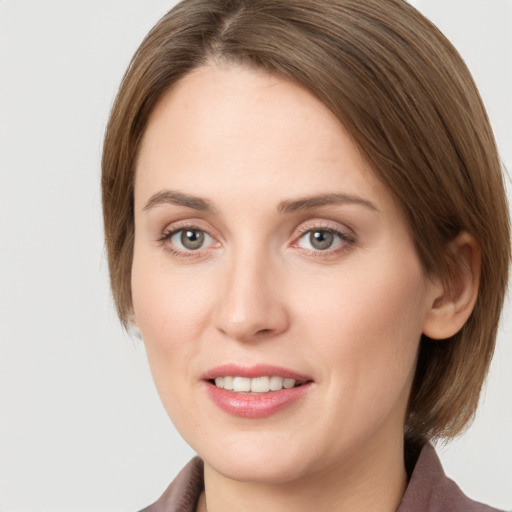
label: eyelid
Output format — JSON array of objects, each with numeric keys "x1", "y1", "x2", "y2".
[
  {"x1": 158, "y1": 218, "x2": 218, "y2": 240},
  {"x1": 293, "y1": 220, "x2": 356, "y2": 241}
]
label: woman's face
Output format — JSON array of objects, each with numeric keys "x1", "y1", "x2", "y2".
[{"x1": 132, "y1": 65, "x2": 440, "y2": 484}]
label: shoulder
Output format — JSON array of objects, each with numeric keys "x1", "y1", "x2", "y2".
[
  {"x1": 138, "y1": 457, "x2": 204, "y2": 512},
  {"x1": 398, "y1": 441, "x2": 505, "y2": 512}
]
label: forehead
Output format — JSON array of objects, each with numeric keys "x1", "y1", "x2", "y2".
[{"x1": 134, "y1": 64, "x2": 389, "y2": 212}]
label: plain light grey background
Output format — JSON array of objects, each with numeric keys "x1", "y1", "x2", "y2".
[{"x1": 0, "y1": 1, "x2": 510, "y2": 511}]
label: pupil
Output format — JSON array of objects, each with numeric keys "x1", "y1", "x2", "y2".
[
  {"x1": 310, "y1": 230, "x2": 333, "y2": 250},
  {"x1": 181, "y1": 230, "x2": 204, "y2": 250}
]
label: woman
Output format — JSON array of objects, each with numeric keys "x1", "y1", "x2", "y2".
[{"x1": 101, "y1": 0, "x2": 510, "y2": 511}]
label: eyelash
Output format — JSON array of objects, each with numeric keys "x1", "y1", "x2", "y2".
[
  {"x1": 292, "y1": 224, "x2": 356, "y2": 257},
  {"x1": 158, "y1": 222, "x2": 356, "y2": 259},
  {"x1": 158, "y1": 223, "x2": 217, "y2": 259}
]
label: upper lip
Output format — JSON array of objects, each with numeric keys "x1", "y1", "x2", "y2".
[{"x1": 201, "y1": 364, "x2": 312, "y2": 382}]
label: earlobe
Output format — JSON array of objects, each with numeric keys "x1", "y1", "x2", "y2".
[{"x1": 422, "y1": 232, "x2": 481, "y2": 340}]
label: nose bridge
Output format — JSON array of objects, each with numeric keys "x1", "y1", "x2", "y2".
[{"x1": 214, "y1": 240, "x2": 288, "y2": 341}]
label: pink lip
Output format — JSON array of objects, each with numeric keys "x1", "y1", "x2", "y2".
[
  {"x1": 202, "y1": 364, "x2": 314, "y2": 419},
  {"x1": 202, "y1": 364, "x2": 311, "y2": 381}
]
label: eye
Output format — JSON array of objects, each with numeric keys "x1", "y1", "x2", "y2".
[
  {"x1": 167, "y1": 228, "x2": 213, "y2": 251},
  {"x1": 296, "y1": 229, "x2": 345, "y2": 251}
]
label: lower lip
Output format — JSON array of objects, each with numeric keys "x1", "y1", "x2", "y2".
[{"x1": 204, "y1": 381, "x2": 313, "y2": 418}]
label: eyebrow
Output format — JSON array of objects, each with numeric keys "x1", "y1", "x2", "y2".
[
  {"x1": 142, "y1": 190, "x2": 378, "y2": 215},
  {"x1": 278, "y1": 193, "x2": 379, "y2": 213},
  {"x1": 143, "y1": 190, "x2": 217, "y2": 213}
]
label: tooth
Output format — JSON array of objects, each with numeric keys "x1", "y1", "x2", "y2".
[
  {"x1": 223, "y1": 376, "x2": 234, "y2": 390},
  {"x1": 269, "y1": 376, "x2": 284, "y2": 391},
  {"x1": 216, "y1": 375, "x2": 299, "y2": 392},
  {"x1": 233, "y1": 376, "x2": 251, "y2": 392},
  {"x1": 251, "y1": 376, "x2": 270, "y2": 393},
  {"x1": 283, "y1": 378, "x2": 296, "y2": 389}
]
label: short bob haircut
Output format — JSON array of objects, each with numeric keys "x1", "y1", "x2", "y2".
[{"x1": 102, "y1": 0, "x2": 510, "y2": 442}]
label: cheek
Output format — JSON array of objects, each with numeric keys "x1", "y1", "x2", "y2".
[
  {"x1": 296, "y1": 253, "x2": 428, "y2": 344},
  {"x1": 131, "y1": 244, "x2": 214, "y2": 336},
  {"x1": 130, "y1": 251, "x2": 215, "y2": 401},
  {"x1": 296, "y1": 253, "x2": 428, "y2": 402}
]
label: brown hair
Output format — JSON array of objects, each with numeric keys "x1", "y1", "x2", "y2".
[{"x1": 102, "y1": 0, "x2": 510, "y2": 441}]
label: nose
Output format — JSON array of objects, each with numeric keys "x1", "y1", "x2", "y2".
[{"x1": 213, "y1": 248, "x2": 289, "y2": 342}]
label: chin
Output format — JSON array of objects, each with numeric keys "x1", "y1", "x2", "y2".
[
  {"x1": 189, "y1": 430, "x2": 317, "y2": 484},
  {"x1": 209, "y1": 451, "x2": 311, "y2": 484}
]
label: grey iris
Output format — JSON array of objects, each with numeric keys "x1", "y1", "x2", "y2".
[
  {"x1": 181, "y1": 230, "x2": 204, "y2": 250},
  {"x1": 310, "y1": 230, "x2": 334, "y2": 250}
]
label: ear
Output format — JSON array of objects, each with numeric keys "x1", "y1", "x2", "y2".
[{"x1": 422, "y1": 232, "x2": 481, "y2": 340}]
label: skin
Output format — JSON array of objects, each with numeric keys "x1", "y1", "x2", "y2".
[{"x1": 131, "y1": 64, "x2": 454, "y2": 512}]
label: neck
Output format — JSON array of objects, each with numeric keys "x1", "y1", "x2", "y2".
[{"x1": 199, "y1": 433, "x2": 408, "y2": 512}]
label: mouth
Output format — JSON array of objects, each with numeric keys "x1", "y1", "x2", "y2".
[{"x1": 202, "y1": 364, "x2": 314, "y2": 418}]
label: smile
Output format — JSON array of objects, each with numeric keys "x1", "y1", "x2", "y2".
[
  {"x1": 213, "y1": 376, "x2": 304, "y2": 393},
  {"x1": 203, "y1": 365, "x2": 314, "y2": 418}
]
